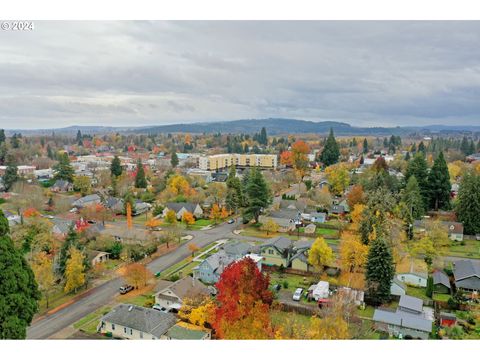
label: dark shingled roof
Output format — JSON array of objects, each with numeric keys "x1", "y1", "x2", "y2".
[
  {"x1": 165, "y1": 202, "x2": 199, "y2": 213},
  {"x1": 453, "y1": 260, "x2": 480, "y2": 281},
  {"x1": 432, "y1": 270, "x2": 451, "y2": 289},
  {"x1": 101, "y1": 304, "x2": 176, "y2": 338}
]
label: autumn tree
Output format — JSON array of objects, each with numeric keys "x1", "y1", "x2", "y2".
[
  {"x1": 123, "y1": 263, "x2": 152, "y2": 289},
  {"x1": 145, "y1": 218, "x2": 162, "y2": 230},
  {"x1": 209, "y1": 204, "x2": 222, "y2": 224},
  {"x1": 365, "y1": 237, "x2": 394, "y2": 305},
  {"x1": 291, "y1": 140, "x2": 310, "y2": 175},
  {"x1": 214, "y1": 258, "x2": 273, "y2": 339},
  {"x1": 339, "y1": 232, "x2": 368, "y2": 273},
  {"x1": 73, "y1": 175, "x2": 92, "y2": 196},
  {"x1": 182, "y1": 211, "x2": 195, "y2": 227},
  {"x1": 30, "y1": 252, "x2": 55, "y2": 309},
  {"x1": 188, "y1": 243, "x2": 200, "y2": 257},
  {"x1": 164, "y1": 209, "x2": 177, "y2": 225},
  {"x1": 308, "y1": 236, "x2": 335, "y2": 273},
  {"x1": 279, "y1": 150, "x2": 293, "y2": 167},
  {"x1": 261, "y1": 218, "x2": 279, "y2": 235},
  {"x1": 411, "y1": 220, "x2": 450, "y2": 268},
  {"x1": 178, "y1": 295, "x2": 215, "y2": 329},
  {"x1": 325, "y1": 163, "x2": 350, "y2": 195},
  {"x1": 346, "y1": 184, "x2": 365, "y2": 209},
  {"x1": 64, "y1": 246, "x2": 86, "y2": 294}
]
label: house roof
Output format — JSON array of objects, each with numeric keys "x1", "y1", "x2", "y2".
[
  {"x1": 53, "y1": 179, "x2": 71, "y2": 188},
  {"x1": 373, "y1": 308, "x2": 432, "y2": 333},
  {"x1": 223, "y1": 241, "x2": 252, "y2": 257},
  {"x1": 87, "y1": 250, "x2": 109, "y2": 262},
  {"x1": 72, "y1": 194, "x2": 101, "y2": 206},
  {"x1": 293, "y1": 239, "x2": 314, "y2": 251},
  {"x1": 290, "y1": 251, "x2": 308, "y2": 264},
  {"x1": 202, "y1": 250, "x2": 234, "y2": 274},
  {"x1": 432, "y1": 270, "x2": 451, "y2": 289},
  {"x1": 166, "y1": 202, "x2": 199, "y2": 214},
  {"x1": 159, "y1": 276, "x2": 210, "y2": 300},
  {"x1": 392, "y1": 277, "x2": 407, "y2": 290},
  {"x1": 268, "y1": 209, "x2": 300, "y2": 220},
  {"x1": 444, "y1": 222, "x2": 464, "y2": 235},
  {"x1": 165, "y1": 323, "x2": 209, "y2": 340},
  {"x1": 51, "y1": 218, "x2": 75, "y2": 234},
  {"x1": 260, "y1": 237, "x2": 292, "y2": 251},
  {"x1": 453, "y1": 260, "x2": 480, "y2": 281},
  {"x1": 399, "y1": 295, "x2": 423, "y2": 313},
  {"x1": 101, "y1": 304, "x2": 177, "y2": 338},
  {"x1": 104, "y1": 197, "x2": 124, "y2": 209}
]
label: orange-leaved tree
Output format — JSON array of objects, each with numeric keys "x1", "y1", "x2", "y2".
[
  {"x1": 213, "y1": 257, "x2": 273, "y2": 339},
  {"x1": 123, "y1": 263, "x2": 152, "y2": 289},
  {"x1": 182, "y1": 211, "x2": 195, "y2": 227}
]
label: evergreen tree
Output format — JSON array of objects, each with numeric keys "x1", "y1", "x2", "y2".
[
  {"x1": 134, "y1": 159, "x2": 147, "y2": 188},
  {"x1": 10, "y1": 133, "x2": 20, "y2": 149},
  {"x1": 0, "y1": 129, "x2": 5, "y2": 144},
  {"x1": 46, "y1": 144, "x2": 54, "y2": 160},
  {"x1": 243, "y1": 167, "x2": 272, "y2": 223},
  {"x1": 53, "y1": 153, "x2": 74, "y2": 182},
  {"x1": 404, "y1": 151, "x2": 410, "y2": 161},
  {"x1": 417, "y1": 141, "x2": 426, "y2": 154},
  {"x1": 362, "y1": 138, "x2": 368, "y2": 154},
  {"x1": 0, "y1": 210, "x2": 40, "y2": 339},
  {"x1": 110, "y1": 155, "x2": 123, "y2": 177},
  {"x1": 405, "y1": 153, "x2": 429, "y2": 207},
  {"x1": 365, "y1": 237, "x2": 394, "y2": 305},
  {"x1": 402, "y1": 176, "x2": 425, "y2": 219},
  {"x1": 170, "y1": 150, "x2": 179, "y2": 168},
  {"x1": 460, "y1": 136, "x2": 470, "y2": 156},
  {"x1": 456, "y1": 171, "x2": 480, "y2": 235},
  {"x1": 3, "y1": 155, "x2": 18, "y2": 191},
  {"x1": 427, "y1": 152, "x2": 451, "y2": 211},
  {"x1": 320, "y1": 128, "x2": 340, "y2": 166},
  {"x1": 76, "y1": 130, "x2": 82, "y2": 146},
  {"x1": 259, "y1": 127, "x2": 268, "y2": 145},
  {"x1": 225, "y1": 165, "x2": 243, "y2": 214},
  {"x1": 468, "y1": 140, "x2": 475, "y2": 156}
]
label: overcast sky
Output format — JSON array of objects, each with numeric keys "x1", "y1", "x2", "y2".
[{"x1": 1, "y1": 21, "x2": 479, "y2": 129}]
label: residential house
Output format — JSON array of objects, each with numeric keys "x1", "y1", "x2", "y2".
[
  {"x1": 133, "y1": 200, "x2": 151, "y2": 216},
  {"x1": 104, "y1": 197, "x2": 124, "y2": 214},
  {"x1": 163, "y1": 202, "x2": 203, "y2": 220},
  {"x1": 329, "y1": 204, "x2": 346, "y2": 216},
  {"x1": 373, "y1": 295, "x2": 433, "y2": 339},
  {"x1": 51, "y1": 179, "x2": 73, "y2": 192},
  {"x1": 258, "y1": 213, "x2": 296, "y2": 233},
  {"x1": 194, "y1": 250, "x2": 233, "y2": 284},
  {"x1": 72, "y1": 194, "x2": 102, "y2": 209},
  {"x1": 98, "y1": 304, "x2": 177, "y2": 340},
  {"x1": 223, "y1": 240, "x2": 252, "y2": 258},
  {"x1": 154, "y1": 276, "x2": 210, "y2": 311},
  {"x1": 290, "y1": 239, "x2": 314, "y2": 271},
  {"x1": 260, "y1": 237, "x2": 293, "y2": 267},
  {"x1": 51, "y1": 218, "x2": 75, "y2": 237},
  {"x1": 453, "y1": 260, "x2": 480, "y2": 292},
  {"x1": 432, "y1": 270, "x2": 451, "y2": 294},
  {"x1": 414, "y1": 220, "x2": 464, "y2": 242},
  {"x1": 242, "y1": 253, "x2": 263, "y2": 272},
  {"x1": 396, "y1": 259, "x2": 428, "y2": 288},
  {"x1": 3, "y1": 210, "x2": 21, "y2": 227},
  {"x1": 88, "y1": 250, "x2": 110, "y2": 267},
  {"x1": 390, "y1": 278, "x2": 407, "y2": 297}
]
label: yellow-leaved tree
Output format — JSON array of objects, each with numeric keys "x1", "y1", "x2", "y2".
[
  {"x1": 164, "y1": 209, "x2": 177, "y2": 225},
  {"x1": 339, "y1": 232, "x2": 368, "y2": 273},
  {"x1": 182, "y1": 211, "x2": 195, "y2": 226},
  {"x1": 261, "y1": 218, "x2": 279, "y2": 235},
  {"x1": 64, "y1": 247, "x2": 86, "y2": 294},
  {"x1": 308, "y1": 236, "x2": 335, "y2": 273},
  {"x1": 31, "y1": 251, "x2": 55, "y2": 308},
  {"x1": 178, "y1": 295, "x2": 215, "y2": 329}
]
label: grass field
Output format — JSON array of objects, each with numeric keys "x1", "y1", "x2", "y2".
[
  {"x1": 432, "y1": 293, "x2": 451, "y2": 302},
  {"x1": 269, "y1": 272, "x2": 316, "y2": 290},
  {"x1": 446, "y1": 240, "x2": 480, "y2": 259},
  {"x1": 271, "y1": 310, "x2": 312, "y2": 328},
  {"x1": 73, "y1": 306, "x2": 111, "y2": 334},
  {"x1": 406, "y1": 286, "x2": 429, "y2": 301}
]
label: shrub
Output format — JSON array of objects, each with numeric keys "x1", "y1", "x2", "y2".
[
  {"x1": 152, "y1": 204, "x2": 164, "y2": 217},
  {"x1": 426, "y1": 276, "x2": 433, "y2": 298},
  {"x1": 169, "y1": 274, "x2": 180, "y2": 282},
  {"x1": 144, "y1": 295, "x2": 155, "y2": 308},
  {"x1": 282, "y1": 280, "x2": 289, "y2": 289}
]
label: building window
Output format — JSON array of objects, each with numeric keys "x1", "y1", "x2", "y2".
[
  {"x1": 124, "y1": 327, "x2": 127, "y2": 334},
  {"x1": 268, "y1": 249, "x2": 274, "y2": 255},
  {"x1": 111, "y1": 324, "x2": 115, "y2": 330},
  {"x1": 130, "y1": 329, "x2": 133, "y2": 335}
]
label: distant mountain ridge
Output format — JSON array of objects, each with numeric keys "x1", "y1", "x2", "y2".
[{"x1": 5, "y1": 118, "x2": 480, "y2": 136}]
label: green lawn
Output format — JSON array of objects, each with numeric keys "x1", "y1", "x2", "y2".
[
  {"x1": 269, "y1": 272, "x2": 316, "y2": 291},
  {"x1": 406, "y1": 285, "x2": 429, "y2": 301},
  {"x1": 432, "y1": 293, "x2": 451, "y2": 302},
  {"x1": 271, "y1": 310, "x2": 312, "y2": 328},
  {"x1": 73, "y1": 306, "x2": 111, "y2": 334},
  {"x1": 446, "y1": 240, "x2": 480, "y2": 259},
  {"x1": 356, "y1": 305, "x2": 375, "y2": 319},
  {"x1": 119, "y1": 292, "x2": 154, "y2": 307}
]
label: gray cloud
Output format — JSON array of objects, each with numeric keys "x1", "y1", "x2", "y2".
[{"x1": 0, "y1": 21, "x2": 479, "y2": 129}]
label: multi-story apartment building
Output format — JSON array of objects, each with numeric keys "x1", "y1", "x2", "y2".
[{"x1": 198, "y1": 153, "x2": 277, "y2": 171}]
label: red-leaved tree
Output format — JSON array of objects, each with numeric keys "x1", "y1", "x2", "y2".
[{"x1": 213, "y1": 257, "x2": 273, "y2": 339}]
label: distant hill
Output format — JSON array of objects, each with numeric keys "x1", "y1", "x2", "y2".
[{"x1": 5, "y1": 118, "x2": 480, "y2": 137}]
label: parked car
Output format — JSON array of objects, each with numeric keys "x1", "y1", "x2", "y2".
[
  {"x1": 227, "y1": 219, "x2": 235, "y2": 224},
  {"x1": 119, "y1": 284, "x2": 134, "y2": 294},
  {"x1": 272, "y1": 284, "x2": 281, "y2": 292},
  {"x1": 292, "y1": 288, "x2": 303, "y2": 301}
]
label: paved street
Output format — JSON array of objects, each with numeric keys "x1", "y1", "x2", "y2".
[{"x1": 26, "y1": 221, "x2": 238, "y2": 339}]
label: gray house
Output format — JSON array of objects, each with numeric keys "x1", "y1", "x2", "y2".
[
  {"x1": 373, "y1": 295, "x2": 433, "y2": 339},
  {"x1": 163, "y1": 202, "x2": 203, "y2": 220},
  {"x1": 432, "y1": 270, "x2": 451, "y2": 294},
  {"x1": 72, "y1": 194, "x2": 102, "y2": 209},
  {"x1": 453, "y1": 260, "x2": 480, "y2": 292},
  {"x1": 193, "y1": 251, "x2": 233, "y2": 284},
  {"x1": 51, "y1": 179, "x2": 73, "y2": 192},
  {"x1": 98, "y1": 304, "x2": 177, "y2": 340}
]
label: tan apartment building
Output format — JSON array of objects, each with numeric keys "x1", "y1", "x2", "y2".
[{"x1": 198, "y1": 153, "x2": 277, "y2": 171}]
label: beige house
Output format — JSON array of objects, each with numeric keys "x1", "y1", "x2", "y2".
[
  {"x1": 260, "y1": 237, "x2": 293, "y2": 267},
  {"x1": 98, "y1": 304, "x2": 177, "y2": 340},
  {"x1": 258, "y1": 215, "x2": 296, "y2": 233},
  {"x1": 88, "y1": 250, "x2": 110, "y2": 267},
  {"x1": 154, "y1": 276, "x2": 210, "y2": 311},
  {"x1": 163, "y1": 202, "x2": 203, "y2": 220},
  {"x1": 198, "y1": 153, "x2": 277, "y2": 171}
]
